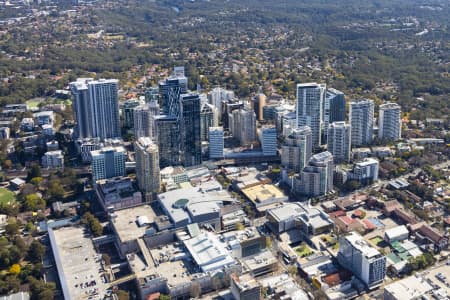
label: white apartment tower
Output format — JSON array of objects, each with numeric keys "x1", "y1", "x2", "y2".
[
  {"x1": 378, "y1": 102, "x2": 401, "y2": 141},
  {"x1": 281, "y1": 126, "x2": 313, "y2": 172},
  {"x1": 230, "y1": 108, "x2": 257, "y2": 146},
  {"x1": 134, "y1": 137, "x2": 160, "y2": 201},
  {"x1": 350, "y1": 99, "x2": 374, "y2": 146},
  {"x1": 91, "y1": 146, "x2": 126, "y2": 182},
  {"x1": 296, "y1": 83, "x2": 326, "y2": 149},
  {"x1": 337, "y1": 232, "x2": 386, "y2": 289},
  {"x1": 297, "y1": 151, "x2": 334, "y2": 197},
  {"x1": 327, "y1": 121, "x2": 351, "y2": 163},
  {"x1": 133, "y1": 101, "x2": 160, "y2": 139}
]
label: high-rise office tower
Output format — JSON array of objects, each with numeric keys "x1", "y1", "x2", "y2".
[
  {"x1": 144, "y1": 87, "x2": 159, "y2": 103},
  {"x1": 180, "y1": 93, "x2": 202, "y2": 167},
  {"x1": 230, "y1": 108, "x2": 257, "y2": 146},
  {"x1": 133, "y1": 101, "x2": 160, "y2": 139},
  {"x1": 200, "y1": 102, "x2": 219, "y2": 141},
  {"x1": 159, "y1": 68, "x2": 188, "y2": 115},
  {"x1": 209, "y1": 127, "x2": 224, "y2": 159},
  {"x1": 91, "y1": 146, "x2": 126, "y2": 181},
  {"x1": 134, "y1": 137, "x2": 160, "y2": 201},
  {"x1": 122, "y1": 99, "x2": 142, "y2": 129},
  {"x1": 88, "y1": 79, "x2": 121, "y2": 140},
  {"x1": 323, "y1": 88, "x2": 346, "y2": 135},
  {"x1": 70, "y1": 78, "x2": 94, "y2": 139},
  {"x1": 281, "y1": 126, "x2": 313, "y2": 172},
  {"x1": 259, "y1": 126, "x2": 277, "y2": 156},
  {"x1": 327, "y1": 121, "x2": 351, "y2": 163},
  {"x1": 154, "y1": 116, "x2": 180, "y2": 168},
  {"x1": 297, "y1": 151, "x2": 334, "y2": 197},
  {"x1": 350, "y1": 99, "x2": 374, "y2": 146},
  {"x1": 378, "y1": 102, "x2": 401, "y2": 141},
  {"x1": 296, "y1": 83, "x2": 326, "y2": 149},
  {"x1": 337, "y1": 232, "x2": 386, "y2": 289}
]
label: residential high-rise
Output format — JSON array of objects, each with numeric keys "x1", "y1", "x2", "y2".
[
  {"x1": 349, "y1": 158, "x2": 379, "y2": 184},
  {"x1": 253, "y1": 93, "x2": 267, "y2": 121},
  {"x1": 350, "y1": 99, "x2": 374, "y2": 146},
  {"x1": 297, "y1": 151, "x2": 334, "y2": 197},
  {"x1": 133, "y1": 101, "x2": 160, "y2": 139},
  {"x1": 42, "y1": 150, "x2": 64, "y2": 169},
  {"x1": 208, "y1": 87, "x2": 234, "y2": 117},
  {"x1": 122, "y1": 99, "x2": 142, "y2": 129},
  {"x1": 70, "y1": 78, "x2": 94, "y2": 139},
  {"x1": 155, "y1": 116, "x2": 180, "y2": 168},
  {"x1": 281, "y1": 126, "x2": 313, "y2": 172},
  {"x1": 71, "y1": 78, "x2": 121, "y2": 140},
  {"x1": 324, "y1": 88, "x2": 346, "y2": 133},
  {"x1": 134, "y1": 137, "x2": 160, "y2": 201},
  {"x1": 296, "y1": 83, "x2": 326, "y2": 149},
  {"x1": 337, "y1": 232, "x2": 386, "y2": 289},
  {"x1": 88, "y1": 79, "x2": 121, "y2": 140},
  {"x1": 223, "y1": 100, "x2": 244, "y2": 129},
  {"x1": 327, "y1": 121, "x2": 351, "y2": 163},
  {"x1": 180, "y1": 93, "x2": 202, "y2": 167},
  {"x1": 91, "y1": 146, "x2": 126, "y2": 181},
  {"x1": 230, "y1": 108, "x2": 257, "y2": 146},
  {"x1": 378, "y1": 102, "x2": 401, "y2": 141},
  {"x1": 209, "y1": 127, "x2": 224, "y2": 159},
  {"x1": 200, "y1": 102, "x2": 219, "y2": 141},
  {"x1": 259, "y1": 126, "x2": 277, "y2": 156}
]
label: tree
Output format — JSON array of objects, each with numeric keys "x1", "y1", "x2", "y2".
[
  {"x1": 47, "y1": 179, "x2": 65, "y2": 202},
  {"x1": 5, "y1": 220, "x2": 20, "y2": 236},
  {"x1": 24, "y1": 193, "x2": 46, "y2": 211},
  {"x1": 115, "y1": 290, "x2": 129, "y2": 300},
  {"x1": 13, "y1": 235, "x2": 28, "y2": 253},
  {"x1": 27, "y1": 164, "x2": 41, "y2": 181},
  {"x1": 3, "y1": 159, "x2": 12, "y2": 169},
  {"x1": 30, "y1": 177, "x2": 43, "y2": 186},
  {"x1": 235, "y1": 222, "x2": 245, "y2": 230},
  {"x1": 82, "y1": 212, "x2": 103, "y2": 237},
  {"x1": 287, "y1": 265, "x2": 298, "y2": 276},
  {"x1": 9, "y1": 264, "x2": 21, "y2": 274},
  {"x1": 28, "y1": 240, "x2": 45, "y2": 264},
  {"x1": 28, "y1": 277, "x2": 55, "y2": 300}
]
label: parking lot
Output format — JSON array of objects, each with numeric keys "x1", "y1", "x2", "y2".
[{"x1": 424, "y1": 263, "x2": 450, "y2": 294}]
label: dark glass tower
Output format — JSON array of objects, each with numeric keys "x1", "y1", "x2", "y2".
[{"x1": 180, "y1": 94, "x2": 202, "y2": 167}]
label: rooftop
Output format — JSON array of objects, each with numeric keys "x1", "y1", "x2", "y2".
[
  {"x1": 183, "y1": 231, "x2": 236, "y2": 273},
  {"x1": 158, "y1": 186, "x2": 235, "y2": 226},
  {"x1": 384, "y1": 275, "x2": 433, "y2": 300},
  {"x1": 111, "y1": 205, "x2": 156, "y2": 243},
  {"x1": 48, "y1": 226, "x2": 108, "y2": 300},
  {"x1": 241, "y1": 184, "x2": 286, "y2": 205},
  {"x1": 343, "y1": 232, "x2": 381, "y2": 258}
]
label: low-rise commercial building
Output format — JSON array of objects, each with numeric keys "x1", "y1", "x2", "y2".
[
  {"x1": 266, "y1": 202, "x2": 334, "y2": 237},
  {"x1": 95, "y1": 177, "x2": 142, "y2": 211}
]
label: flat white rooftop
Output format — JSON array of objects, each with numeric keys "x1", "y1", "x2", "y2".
[{"x1": 48, "y1": 226, "x2": 108, "y2": 300}]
